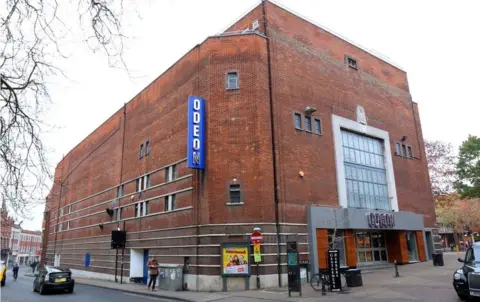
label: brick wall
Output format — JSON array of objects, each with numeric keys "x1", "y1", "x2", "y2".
[{"x1": 262, "y1": 1, "x2": 435, "y2": 227}]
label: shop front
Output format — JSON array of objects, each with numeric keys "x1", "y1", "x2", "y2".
[{"x1": 307, "y1": 206, "x2": 428, "y2": 274}]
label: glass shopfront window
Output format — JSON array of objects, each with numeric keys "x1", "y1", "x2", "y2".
[
  {"x1": 355, "y1": 231, "x2": 388, "y2": 265},
  {"x1": 406, "y1": 231, "x2": 419, "y2": 262},
  {"x1": 328, "y1": 229, "x2": 346, "y2": 266}
]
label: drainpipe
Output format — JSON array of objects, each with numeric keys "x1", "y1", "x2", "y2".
[{"x1": 262, "y1": 0, "x2": 282, "y2": 288}]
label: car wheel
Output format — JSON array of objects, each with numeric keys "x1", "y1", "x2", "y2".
[
  {"x1": 1, "y1": 278, "x2": 5, "y2": 287},
  {"x1": 33, "y1": 282, "x2": 36, "y2": 292},
  {"x1": 39, "y1": 283, "x2": 46, "y2": 295},
  {"x1": 67, "y1": 286, "x2": 74, "y2": 294},
  {"x1": 457, "y1": 293, "x2": 469, "y2": 301}
]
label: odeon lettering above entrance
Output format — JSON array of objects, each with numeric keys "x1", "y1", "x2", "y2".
[
  {"x1": 366, "y1": 212, "x2": 395, "y2": 229},
  {"x1": 306, "y1": 206, "x2": 424, "y2": 231}
]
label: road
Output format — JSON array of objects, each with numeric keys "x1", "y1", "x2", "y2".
[
  {"x1": 0, "y1": 255, "x2": 464, "y2": 302},
  {"x1": 0, "y1": 272, "x2": 175, "y2": 302}
]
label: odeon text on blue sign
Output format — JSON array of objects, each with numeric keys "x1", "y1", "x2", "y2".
[{"x1": 187, "y1": 96, "x2": 206, "y2": 169}]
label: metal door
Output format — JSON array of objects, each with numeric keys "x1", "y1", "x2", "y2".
[{"x1": 143, "y1": 249, "x2": 149, "y2": 284}]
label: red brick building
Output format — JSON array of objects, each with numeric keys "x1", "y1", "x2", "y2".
[
  {"x1": 15, "y1": 230, "x2": 42, "y2": 265},
  {"x1": 43, "y1": 1, "x2": 438, "y2": 291},
  {"x1": 1, "y1": 200, "x2": 14, "y2": 263}
]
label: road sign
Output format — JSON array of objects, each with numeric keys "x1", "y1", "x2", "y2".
[{"x1": 250, "y1": 231, "x2": 263, "y2": 244}]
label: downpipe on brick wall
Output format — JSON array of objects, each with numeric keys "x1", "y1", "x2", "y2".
[{"x1": 262, "y1": 0, "x2": 282, "y2": 288}]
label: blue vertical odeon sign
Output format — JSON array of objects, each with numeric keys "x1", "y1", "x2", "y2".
[{"x1": 187, "y1": 96, "x2": 206, "y2": 169}]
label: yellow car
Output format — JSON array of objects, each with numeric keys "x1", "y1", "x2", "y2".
[{"x1": 0, "y1": 260, "x2": 6, "y2": 286}]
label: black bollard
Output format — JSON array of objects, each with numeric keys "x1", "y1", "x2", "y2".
[
  {"x1": 321, "y1": 275, "x2": 327, "y2": 296},
  {"x1": 394, "y1": 260, "x2": 400, "y2": 277}
]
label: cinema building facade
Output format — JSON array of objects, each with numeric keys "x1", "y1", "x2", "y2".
[{"x1": 42, "y1": 1, "x2": 438, "y2": 291}]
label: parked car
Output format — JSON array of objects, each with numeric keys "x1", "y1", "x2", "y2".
[
  {"x1": 0, "y1": 260, "x2": 6, "y2": 287},
  {"x1": 453, "y1": 242, "x2": 480, "y2": 300},
  {"x1": 33, "y1": 266, "x2": 75, "y2": 295}
]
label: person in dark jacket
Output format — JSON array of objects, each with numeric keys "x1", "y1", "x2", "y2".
[
  {"x1": 146, "y1": 257, "x2": 159, "y2": 291},
  {"x1": 12, "y1": 263, "x2": 19, "y2": 279}
]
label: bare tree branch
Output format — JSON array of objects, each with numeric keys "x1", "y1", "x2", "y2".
[{"x1": 0, "y1": 0, "x2": 136, "y2": 218}]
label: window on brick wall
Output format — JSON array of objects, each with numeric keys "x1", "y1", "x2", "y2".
[
  {"x1": 407, "y1": 146, "x2": 413, "y2": 158},
  {"x1": 345, "y1": 55, "x2": 358, "y2": 70},
  {"x1": 229, "y1": 184, "x2": 241, "y2": 204},
  {"x1": 395, "y1": 142, "x2": 401, "y2": 156},
  {"x1": 135, "y1": 201, "x2": 148, "y2": 217},
  {"x1": 395, "y1": 142, "x2": 414, "y2": 159},
  {"x1": 165, "y1": 165, "x2": 177, "y2": 182},
  {"x1": 314, "y1": 118, "x2": 322, "y2": 135},
  {"x1": 164, "y1": 194, "x2": 176, "y2": 212},
  {"x1": 59, "y1": 208, "x2": 64, "y2": 217},
  {"x1": 136, "y1": 175, "x2": 151, "y2": 192},
  {"x1": 294, "y1": 113, "x2": 302, "y2": 130},
  {"x1": 139, "y1": 143, "x2": 145, "y2": 159},
  {"x1": 145, "y1": 140, "x2": 151, "y2": 156},
  {"x1": 68, "y1": 205, "x2": 72, "y2": 214},
  {"x1": 58, "y1": 223, "x2": 62, "y2": 232},
  {"x1": 113, "y1": 207, "x2": 123, "y2": 221},
  {"x1": 117, "y1": 185, "x2": 124, "y2": 198},
  {"x1": 67, "y1": 221, "x2": 70, "y2": 230},
  {"x1": 304, "y1": 116, "x2": 312, "y2": 132},
  {"x1": 226, "y1": 72, "x2": 239, "y2": 89}
]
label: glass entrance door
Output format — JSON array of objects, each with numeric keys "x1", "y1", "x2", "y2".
[
  {"x1": 355, "y1": 231, "x2": 388, "y2": 265},
  {"x1": 406, "y1": 231, "x2": 419, "y2": 262}
]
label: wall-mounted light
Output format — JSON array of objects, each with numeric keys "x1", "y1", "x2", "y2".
[
  {"x1": 106, "y1": 208, "x2": 114, "y2": 216},
  {"x1": 98, "y1": 224, "x2": 104, "y2": 230},
  {"x1": 304, "y1": 107, "x2": 317, "y2": 115},
  {"x1": 401, "y1": 136, "x2": 407, "y2": 142},
  {"x1": 233, "y1": 178, "x2": 237, "y2": 182},
  {"x1": 299, "y1": 171, "x2": 305, "y2": 178}
]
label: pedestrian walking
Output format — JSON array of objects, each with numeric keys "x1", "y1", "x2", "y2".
[{"x1": 146, "y1": 256, "x2": 159, "y2": 291}]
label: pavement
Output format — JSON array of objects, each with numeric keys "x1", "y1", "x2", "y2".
[{"x1": 1, "y1": 252, "x2": 465, "y2": 302}]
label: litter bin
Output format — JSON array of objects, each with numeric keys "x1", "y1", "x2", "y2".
[
  {"x1": 432, "y1": 252, "x2": 444, "y2": 266},
  {"x1": 345, "y1": 269, "x2": 363, "y2": 287},
  {"x1": 157, "y1": 265, "x2": 184, "y2": 291}
]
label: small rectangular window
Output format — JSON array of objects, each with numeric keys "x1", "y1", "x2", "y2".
[
  {"x1": 144, "y1": 201, "x2": 148, "y2": 216},
  {"x1": 314, "y1": 118, "x2": 322, "y2": 135},
  {"x1": 116, "y1": 207, "x2": 123, "y2": 221},
  {"x1": 294, "y1": 113, "x2": 302, "y2": 130},
  {"x1": 346, "y1": 56, "x2": 358, "y2": 69},
  {"x1": 166, "y1": 165, "x2": 177, "y2": 182},
  {"x1": 145, "y1": 140, "x2": 150, "y2": 156},
  {"x1": 144, "y1": 175, "x2": 151, "y2": 189},
  {"x1": 304, "y1": 116, "x2": 312, "y2": 132},
  {"x1": 67, "y1": 221, "x2": 70, "y2": 230},
  {"x1": 226, "y1": 72, "x2": 239, "y2": 89},
  {"x1": 395, "y1": 142, "x2": 401, "y2": 156},
  {"x1": 136, "y1": 178, "x2": 143, "y2": 192},
  {"x1": 407, "y1": 146, "x2": 413, "y2": 158},
  {"x1": 58, "y1": 223, "x2": 62, "y2": 232},
  {"x1": 135, "y1": 201, "x2": 147, "y2": 217},
  {"x1": 117, "y1": 185, "x2": 124, "y2": 198},
  {"x1": 164, "y1": 194, "x2": 176, "y2": 211},
  {"x1": 229, "y1": 184, "x2": 241, "y2": 203},
  {"x1": 139, "y1": 144, "x2": 144, "y2": 159},
  {"x1": 164, "y1": 196, "x2": 169, "y2": 211},
  {"x1": 401, "y1": 144, "x2": 407, "y2": 157},
  {"x1": 59, "y1": 208, "x2": 64, "y2": 217},
  {"x1": 68, "y1": 205, "x2": 72, "y2": 214}
]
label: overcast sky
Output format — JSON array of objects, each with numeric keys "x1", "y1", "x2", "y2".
[{"x1": 23, "y1": 0, "x2": 480, "y2": 230}]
